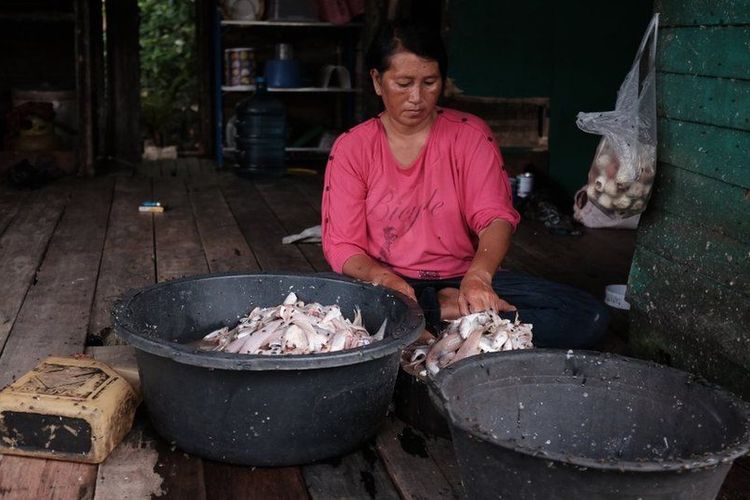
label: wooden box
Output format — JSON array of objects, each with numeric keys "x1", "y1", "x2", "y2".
[{"x1": 0, "y1": 356, "x2": 140, "y2": 463}]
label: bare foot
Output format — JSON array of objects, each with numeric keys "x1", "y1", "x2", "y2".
[{"x1": 438, "y1": 287, "x2": 461, "y2": 321}]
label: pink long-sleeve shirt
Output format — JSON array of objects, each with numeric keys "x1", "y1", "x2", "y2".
[{"x1": 322, "y1": 108, "x2": 520, "y2": 280}]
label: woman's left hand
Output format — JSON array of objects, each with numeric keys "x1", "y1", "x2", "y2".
[{"x1": 458, "y1": 270, "x2": 516, "y2": 316}]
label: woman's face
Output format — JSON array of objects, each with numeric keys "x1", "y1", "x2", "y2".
[{"x1": 371, "y1": 51, "x2": 442, "y2": 129}]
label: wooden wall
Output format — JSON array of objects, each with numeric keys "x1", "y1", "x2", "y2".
[{"x1": 628, "y1": 0, "x2": 750, "y2": 398}]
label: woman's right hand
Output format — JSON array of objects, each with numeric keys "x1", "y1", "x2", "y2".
[
  {"x1": 342, "y1": 254, "x2": 416, "y2": 301},
  {"x1": 377, "y1": 271, "x2": 417, "y2": 301}
]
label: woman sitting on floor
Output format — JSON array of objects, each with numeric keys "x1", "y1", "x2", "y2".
[{"x1": 322, "y1": 20, "x2": 608, "y2": 347}]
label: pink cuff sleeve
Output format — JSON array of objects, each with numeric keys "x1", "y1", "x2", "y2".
[
  {"x1": 463, "y1": 135, "x2": 520, "y2": 234},
  {"x1": 323, "y1": 243, "x2": 367, "y2": 274}
]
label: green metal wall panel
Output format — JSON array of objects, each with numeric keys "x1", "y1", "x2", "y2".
[
  {"x1": 656, "y1": 0, "x2": 750, "y2": 26},
  {"x1": 658, "y1": 118, "x2": 750, "y2": 187},
  {"x1": 658, "y1": 27, "x2": 750, "y2": 79}
]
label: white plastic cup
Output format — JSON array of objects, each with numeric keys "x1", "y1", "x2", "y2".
[{"x1": 604, "y1": 284, "x2": 630, "y2": 310}]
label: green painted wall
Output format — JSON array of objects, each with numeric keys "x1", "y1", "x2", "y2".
[
  {"x1": 446, "y1": 1, "x2": 553, "y2": 97},
  {"x1": 628, "y1": 0, "x2": 750, "y2": 399},
  {"x1": 446, "y1": 0, "x2": 653, "y2": 195}
]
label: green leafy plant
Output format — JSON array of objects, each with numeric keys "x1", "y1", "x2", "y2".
[{"x1": 139, "y1": 0, "x2": 198, "y2": 149}]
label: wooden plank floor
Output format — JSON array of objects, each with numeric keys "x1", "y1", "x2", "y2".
[{"x1": 0, "y1": 159, "x2": 745, "y2": 499}]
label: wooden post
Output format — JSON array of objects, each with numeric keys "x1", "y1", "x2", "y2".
[
  {"x1": 74, "y1": 0, "x2": 95, "y2": 176},
  {"x1": 105, "y1": 0, "x2": 141, "y2": 165},
  {"x1": 196, "y1": 0, "x2": 214, "y2": 157},
  {"x1": 90, "y1": 0, "x2": 106, "y2": 163}
]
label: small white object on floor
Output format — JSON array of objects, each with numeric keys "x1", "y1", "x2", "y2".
[
  {"x1": 604, "y1": 284, "x2": 630, "y2": 310},
  {"x1": 282, "y1": 225, "x2": 322, "y2": 244}
]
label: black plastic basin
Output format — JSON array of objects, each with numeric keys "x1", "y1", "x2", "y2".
[
  {"x1": 429, "y1": 350, "x2": 750, "y2": 500},
  {"x1": 113, "y1": 272, "x2": 423, "y2": 466}
]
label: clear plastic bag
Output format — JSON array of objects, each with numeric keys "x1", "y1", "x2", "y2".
[{"x1": 575, "y1": 14, "x2": 659, "y2": 220}]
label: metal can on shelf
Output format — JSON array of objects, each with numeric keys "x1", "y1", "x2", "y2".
[
  {"x1": 516, "y1": 172, "x2": 534, "y2": 198},
  {"x1": 224, "y1": 48, "x2": 255, "y2": 87}
]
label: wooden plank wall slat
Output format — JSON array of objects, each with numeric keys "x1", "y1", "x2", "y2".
[
  {"x1": 0, "y1": 179, "x2": 113, "y2": 388},
  {"x1": 657, "y1": 73, "x2": 750, "y2": 131},
  {"x1": 88, "y1": 176, "x2": 155, "y2": 342},
  {"x1": 631, "y1": 6, "x2": 750, "y2": 495},
  {"x1": 629, "y1": 248, "x2": 750, "y2": 368},
  {"x1": 636, "y1": 211, "x2": 749, "y2": 294},
  {"x1": 647, "y1": 163, "x2": 748, "y2": 243},
  {"x1": 658, "y1": 118, "x2": 750, "y2": 187},
  {"x1": 0, "y1": 188, "x2": 67, "y2": 352},
  {"x1": 656, "y1": 0, "x2": 750, "y2": 26},
  {"x1": 658, "y1": 27, "x2": 750, "y2": 79}
]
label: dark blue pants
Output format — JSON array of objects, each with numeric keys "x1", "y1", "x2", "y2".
[{"x1": 405, "y1": 271, "x2": 609, "y2": 349}]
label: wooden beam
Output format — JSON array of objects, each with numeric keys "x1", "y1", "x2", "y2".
[
  {"x1": 195, "y1": 0, "x2": 214, "y2": 157},
  {"x1": 105, "y1": 0, "x2": 141, "y2": 164},
  {"x1": 74, "y1": 0, "x2": 95, "y2": 175},
  {"x1": 90, "y1": 0, "x2": 106, "y2": 162}
]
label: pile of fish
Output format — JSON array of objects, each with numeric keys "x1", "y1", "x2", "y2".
[
  {"x1": 405, "y1": 311, "x2": 533, "y2": 377},
  {"x1": 197, "y1": 292, "x2": 386, "y2": 355}
]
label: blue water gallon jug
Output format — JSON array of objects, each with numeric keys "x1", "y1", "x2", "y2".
[{"x1": 234, "y1": 77, "x2": 287, "y2": 177}]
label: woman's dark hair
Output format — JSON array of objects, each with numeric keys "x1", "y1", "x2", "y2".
[{"x1": 365, "y1": 21, "x2": 448, "y2": 80}]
